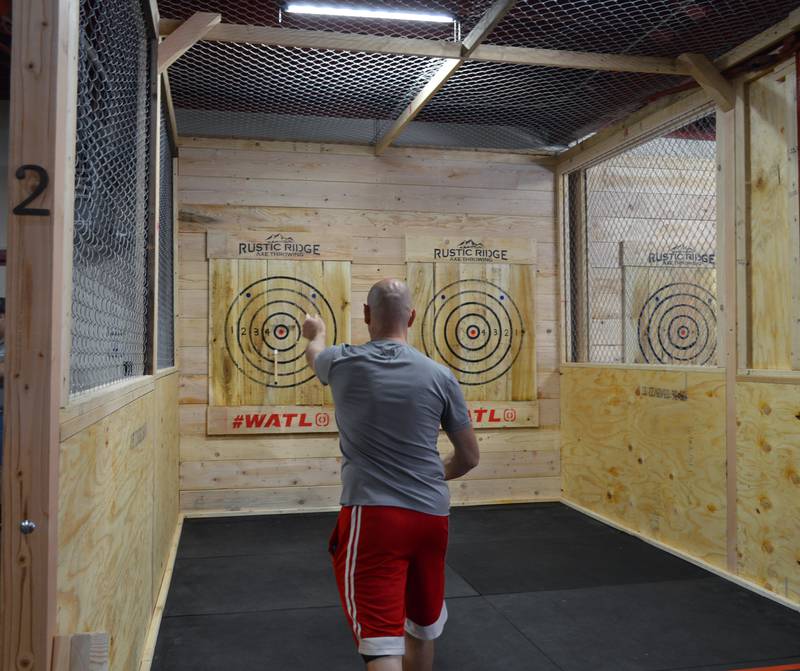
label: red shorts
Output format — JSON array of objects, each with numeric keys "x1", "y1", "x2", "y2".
[{"x1": 328, "y1": 505, "x2": 449, "y2": 657}]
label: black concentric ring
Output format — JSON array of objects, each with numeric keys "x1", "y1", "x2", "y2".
[
  {"x1": 224, "y1": 277, "x2": 338, "y2": 388},
  {"x1": 637, "y1": 282, "x2": 716, "y2": 365},
  {"x1": 420, "y1": 279, "x2": 525, "y2": 386}
]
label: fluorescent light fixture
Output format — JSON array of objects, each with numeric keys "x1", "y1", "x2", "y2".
[{"x1": 284, "y1": 3, "x2": 454, "y2": 23}]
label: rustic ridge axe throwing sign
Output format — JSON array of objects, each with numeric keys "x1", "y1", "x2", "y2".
[{"x1": 206, "y1": 231, "x2": 351, "y2": 435}]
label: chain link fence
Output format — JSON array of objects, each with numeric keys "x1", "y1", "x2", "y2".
[
  {"x1": 158, "y1": 100, "x2": 175, "y2": 370},
  {"x1": 70, "y1": 0, "x2": 153, "y2": 394},
  {"x1": 565, "y1": 111, "x2": 719, "y2": 366}
]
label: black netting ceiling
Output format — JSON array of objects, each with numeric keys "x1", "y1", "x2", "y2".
[{"x1": 161, "y1": 0, "x2": 799, "y2": 151}]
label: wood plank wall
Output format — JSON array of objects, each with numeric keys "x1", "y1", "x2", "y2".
[
  {"x1": 559, "y1": 59, "x2": 800, "y2": 610},
  {"x1": 56, "y1": 373, "x2": 180, "y2": 671},
  {"x1": 176, "y1": 139, "x2": 561, "y2": 514}
]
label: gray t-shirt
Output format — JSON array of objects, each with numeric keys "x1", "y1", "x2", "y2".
[{"x1": 315, "y1": 340, "x2": 471, "y2": 516}]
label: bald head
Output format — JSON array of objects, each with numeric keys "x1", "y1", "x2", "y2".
[{"x1": 365, "y1": 279, "x2": 415, "y2": 339}]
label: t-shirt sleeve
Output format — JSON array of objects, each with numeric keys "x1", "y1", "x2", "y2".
[
  {"x1": 441, "y1": 370, "x2": 472, "y2": 433},
  {"x1": 314, "y1": 345, "x2": 341, "y2": 386}
]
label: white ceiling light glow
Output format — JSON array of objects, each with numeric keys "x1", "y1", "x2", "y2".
[{"x1": 284, "y1": 3, "x2": 454, "y2": 23}]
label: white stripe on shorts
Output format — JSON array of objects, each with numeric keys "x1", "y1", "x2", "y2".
[{"x1": 344, "y1": 505, "x2": 363, "y2": 640}]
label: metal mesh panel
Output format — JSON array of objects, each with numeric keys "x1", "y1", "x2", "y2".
[
  {"x1": 162, "y1": 1, "x2": 796, "y2": 150},
  {"x1": 158, "y1": 103, "x2": 175, "y2": 369},
  {"x1": 70, "y1": 0, "x2": 153, "y2": 394},
  {"x1": 158, "y1": 0, "x2": 491, "y2": 40},
  {"x1": 565, "y1": 112, "x2": 718, "y2": 366},
  {"x1": 170, "y1": 41, "x2": 443, "y2": 143},
  {"x1": 406, "y1": 62, "x2": 685, "y2": 151},
  {"x1": 485, "y1": 0, "x2": 799, "y2": 58}
]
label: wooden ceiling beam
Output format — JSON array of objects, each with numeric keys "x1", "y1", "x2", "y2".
[
  {"x1": 374, "y1": 0, "x2": 518, "y2": 155},
  {"x1": 158, "y1": 18, "x2": 688, "y2": 75},
  {"x1": 158, "y1": 12, "x2": 221, "y2": 74},
  {"x1": 677, "y1": 52, "x2": 735, "y2": 112}
]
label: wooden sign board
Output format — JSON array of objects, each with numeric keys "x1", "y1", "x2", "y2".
[
  {"x1": 620, "y1": 240, "x2": 718, "y2": 365},
  {"x1": 207, "y1": 401, "x2": 537, "y2": 435},
  {"x1": 208, "y1": 258, "x2": 351, "y2": 408},
  {"x1": 405, "y1": 234, "x2": 538, "y2": 426},
  {"x1": 620, "y1": 241, "x2": 716, "y2": 268},
  {"x1": 207, "y1": 405, "x2": 337, "y2": 435},
  {"x1": 405, "y1": 235, "x2": 537, "y2": 265},
  {"x1": 207, "y1": 231, "x2": 353, "y2": 260}
]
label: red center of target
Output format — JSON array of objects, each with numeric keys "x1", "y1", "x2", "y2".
[
  {"x1": 275, "y1": 325, "x2": 289, "y2": 339},
  {"x1": 678, "y1": 326, "x2": 689, "y2": 339},
  {"x1": 467, "y1": 326, "x2": 480, "y2": 339}
]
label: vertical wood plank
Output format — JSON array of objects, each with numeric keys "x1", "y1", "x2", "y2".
[
  {"x1": 573, "y1": 171, "x2": 589, "y2": 361},
  {"x1": 717, "y1": 103, "x2": 738, "y2": 572},
  {"x1": 511, "y1": 263, "x2": 537, "y2": 402},
  {"x1": 408, "y1": 261, "x2": 433, "y2": 355},
  {"x1": 785, "y1": 59, "x2": 800, "y2": 370},
  {"x1": 734, "y1": 81, "x2": 751, "y2": 371},
  {"x1": 2, "y1": 1, "x2": 79, "y2": 669},
  {"x1": 208, "y1": 259, "x2": 239, "y2": 405}
]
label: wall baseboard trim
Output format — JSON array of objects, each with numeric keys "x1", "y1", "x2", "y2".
[
  {"x1": 139, "y1": 514, "x2": 185, "y2": 671},
  {"x1": 560, "y1": 498, "x2": 800, "y2": 614},
  {"x1": 180, "y1": 497, "x2": 563, "y2": 519}
]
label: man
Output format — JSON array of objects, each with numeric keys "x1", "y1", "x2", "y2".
[{"x1": 302, "y1": 279, "x2": 479, "y2": 671}]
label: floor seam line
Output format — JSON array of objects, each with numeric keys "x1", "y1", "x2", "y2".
[{"x1": 479, "y1": 594, "x2": 567, "y2": 671}]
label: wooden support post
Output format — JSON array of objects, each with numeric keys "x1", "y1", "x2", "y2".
[
  {"x1": 717, "y1": 102, "x2": 738, "y2": 572},
  {"x1": 161, "y1": 71, "x2": 179, "y2": 153},
  {"x1": 2, "y1": 1, "x2": 79, "y2": 669},
  {"x1": 785, "y1": 60, "x2": 800, "y2": 370},
  {"x1": 678, "y1": 53, "x2": 736, "y2": 113},
  {"x1": 573, "y1": 171, "x2": 589, "y2": 362},
  {"x1": 157, "y1": 12, "x2": 221, "y2": 74},
  {"x1": 374, "y1": 0, "x2": 517, "y2": 154},
  {"x1": 734, "y1": 81, "x2": 751, "y2": 370}
]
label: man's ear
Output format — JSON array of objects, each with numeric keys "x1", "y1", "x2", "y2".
[
  {"x1": 408, "y1": 308, "x2": 416, "y2": 328},
  {"x1": 363, "y1": 304, "x2": 370, "y2": 325}
]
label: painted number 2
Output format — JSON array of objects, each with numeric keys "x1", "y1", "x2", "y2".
[{"x1": 13, "y1": 164, "x2": 50, "y2": 216}]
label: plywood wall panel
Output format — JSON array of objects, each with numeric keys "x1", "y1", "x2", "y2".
[
  {"x1": 177, "y1": 139, "x2": 559, "y2": 512},
  {"x1": 749, "y1": 68, "x2": 795, "y2": 369},
  {"x1": 736, "y1": 381, "x2": 800, "y2": 603},
  {"x1": 152, "y1": 374, "x2": 180, "y2": 604},
  {"x1": 561, "y1": 365, "x2": 727, "y2": 568},
  {"x1": 57, "y1": 380, "x2": 181, "y2": 670}
]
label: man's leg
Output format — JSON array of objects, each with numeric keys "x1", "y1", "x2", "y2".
[
  {"x1": 366, "y1": 656, "x2": 402, "y2": 670},
  {"x1": 402, "y1": 633, "x2": 434, "y2": 671}
]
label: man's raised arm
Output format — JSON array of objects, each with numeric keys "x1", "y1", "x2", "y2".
[{"x1": 302, "y1": 313, "x2": 327, "y2": 372}]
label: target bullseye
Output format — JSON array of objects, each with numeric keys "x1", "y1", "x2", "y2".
[
  {"x1": 421, "y1": 279, "x2": 525, "y2": 386},
  {"x1": 225, "y1": 276, "x2": 338, "y2": 388},
  {"x1": 638, "y1": 282, "x2": 716, "y2": 365}
]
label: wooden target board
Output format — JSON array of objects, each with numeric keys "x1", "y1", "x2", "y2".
[
  {"x1": 621, "y1": 242, "x2": 718, "y2": 365},
  {"x1": 207, "y1": 232, "x2": 351, "y2": 434},
  {"x1": 406, "y1": 236, "x2": 538, "y2": 427}
]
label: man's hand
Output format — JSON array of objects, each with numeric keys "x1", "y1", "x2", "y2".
[
  {"x1": 443, "y1": 426, "x2": 480, "y2": 480},
  {"x1": 303, "y1": 313, "x2": 327, "y2": 372},
  {"x1": 302, "y1": 313, "x2": 326, "y2": 340}
]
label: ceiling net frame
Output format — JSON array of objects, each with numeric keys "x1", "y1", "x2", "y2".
[{"x1": 158, "y1": 0, "x2": 800, "y2": 153}]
